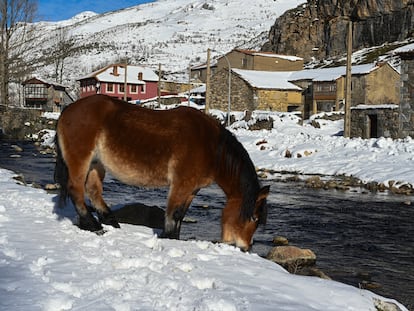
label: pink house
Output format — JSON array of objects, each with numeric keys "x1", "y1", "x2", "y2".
[{"x1": 77, "y1": 63, "x2": 159, "y2": 102}]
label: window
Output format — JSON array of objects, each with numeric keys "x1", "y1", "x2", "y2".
[
  {"x1": 140, "y1": 84, "x2": 146, "y2": 94},
  {"x1": 130, "y1": 85, "x2": 138, "y2": 93},
  {"x1": 24, "y1": 84, "x2": 48, "y2": 99},
  {"x1": 107, "y1": 83, "x2": 114, "y2": 93},
  {"x1": 119, "y1": 84, "x2": 125, "y2": 93}
]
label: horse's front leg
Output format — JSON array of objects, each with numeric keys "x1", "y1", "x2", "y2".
[{"x1": 162, "y1": 188, "x2": 196, "y2": 239}]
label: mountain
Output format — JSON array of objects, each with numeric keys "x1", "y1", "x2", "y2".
[
  {"x1": 262, "y1": 0, "x2": 414, "y2": 62},
  {"x1": 30, "y1": 0, "x2": 304, "y2": 88}
]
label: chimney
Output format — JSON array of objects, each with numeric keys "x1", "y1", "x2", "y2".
[
  {"x1": 112, "y1": 65, "x2": 119, "y2": 76},
  {"x1": 138, "y1": 72, "x2": 143, "y2": 80}
]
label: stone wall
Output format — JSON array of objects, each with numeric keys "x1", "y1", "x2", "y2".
[
  {"x1": 350, "y1": 106, "x2": 400, "y2": 139},
  {"x1": 0, "y1": 108, "x2": 53, "y2": 140},
  {"x1": 398, "y1": 54, "x2": 414, "y2": 138},
  {"x1": 209, "y1": 69, "x2": 255, "y2": 111}
]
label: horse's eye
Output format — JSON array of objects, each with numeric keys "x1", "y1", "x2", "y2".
[{"x1": 250, "y1": 216, "x2": 258, "y2": 222}]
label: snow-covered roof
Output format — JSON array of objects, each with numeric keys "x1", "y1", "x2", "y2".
[
  {"x1": 232, "y1": 69, "x2": 302, "y2": 91},
  {"x1": 78, "y1": 64, "x2": 158, "y2": 84},
  {"x1": 289, "y1": 63, "x2": 383, "y2": 82},
  {"x1": 190, "y1": 84, "x2": 206, "y2": 93},
  {"x1": 393, "y1": 43, "x2": 414, "y2": 54}
]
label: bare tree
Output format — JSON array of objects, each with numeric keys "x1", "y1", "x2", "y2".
[
  {"x1": 0, "y1": 0, "x2": 37, "y2": 108},
  {"x1": 51, "y1": 26, "x2": 74, "y2": 84}
]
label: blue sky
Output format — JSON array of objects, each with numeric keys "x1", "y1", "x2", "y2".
[{"x1": 36, "y1": 0, "x2": 154, "y2": 21}]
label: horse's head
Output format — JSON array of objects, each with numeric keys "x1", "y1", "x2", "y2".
[{"x1": 221, "y1": 185, "x2": 270, "y2": 251}]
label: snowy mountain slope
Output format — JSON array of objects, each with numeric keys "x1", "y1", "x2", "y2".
[{"x1": 30, "y1": 0, "x2": 305, "y2": 86}]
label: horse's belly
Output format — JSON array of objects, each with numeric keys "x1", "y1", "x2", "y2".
[{"x1": 107, "y1": 165, "x2": 169, "y2": 188}]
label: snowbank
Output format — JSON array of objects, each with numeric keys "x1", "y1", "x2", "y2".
[{"x1": 0, "y1": 169, "x2": 408, "y2": 310}]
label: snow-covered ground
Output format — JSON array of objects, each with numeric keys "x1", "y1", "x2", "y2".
[
  {"x1": 0, "y1": 168, "x2": 408, "y2": 311},
  {"x1": 0, "y1": 110, "x2": 413, "y2": 310}
]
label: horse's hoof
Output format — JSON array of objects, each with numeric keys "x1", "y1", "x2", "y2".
[
  {"x1": 159, "y1": 230, "x2": 180, "y2": 240},
  {"x1": 79, "y1": 214, "x2": 103, "y2": 232},
  {"x1": 100, "y1": 212, "x2": 121, "y2": 229}
]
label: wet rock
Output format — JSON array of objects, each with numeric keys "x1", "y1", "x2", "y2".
[
  {"x1": 305, "y1": 176, "x2": 324, "y2": 189},
  {"x1": 267, "y1": 246, "x2": 316, "y2": 272},
  {"x1": 272, "y1": 236, "x2": 289, "y2": 246},
  {"x1": 44, "y1": 183, "x2": 60, "y2": 191},
  {"x1": 296, "y1": 267, "x2": 331, "y2": 280},
  {"x1": 11, "y1": 144, "x2": 23, "y2": 152}
]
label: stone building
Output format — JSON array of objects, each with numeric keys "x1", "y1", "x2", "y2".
[
  {"x1": 217, "y1": 49, "x2": 304, "y2": 72},
  {"x1": 209, "y1": 68, "x2": 302, "y2": 112},
  {"x1": 350, "y1": 105, "x2": 400, "y2": 138},
  {"x1": 396, "y1": 44, "x2": 414, "y2": 138}
]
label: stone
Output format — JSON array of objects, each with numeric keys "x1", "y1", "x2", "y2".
[
  {"x1": 296, "y1": 267, "x2": 331, "y2": 280},
  {"x1": 272, "y1": 236, "x2": 289, "y2": 246},
  {"x1": 267, "y1": 246, "x2": 317, "y2": 271},
  {"x1": 305, "y1": 176, "x2": 324, "y2": 188},
  {"x1": 11, "y1": 144, "x2": 23, "y2": 152},
  {"x1": 44, "y1": 183, "x2": 60, "y2": 191}
]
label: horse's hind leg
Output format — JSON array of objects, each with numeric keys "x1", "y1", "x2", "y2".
[{"x1": 85, "y1": 161, "x2": 120, "y2": 229}]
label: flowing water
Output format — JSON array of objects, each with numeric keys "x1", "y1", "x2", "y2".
[{"x1": 1, "y1": 141, "x2": 413, "y2": 309}]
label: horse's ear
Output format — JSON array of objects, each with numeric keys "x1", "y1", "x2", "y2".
[{"x1": 257, "y1": 185, "x2": 270, "y2": 201}]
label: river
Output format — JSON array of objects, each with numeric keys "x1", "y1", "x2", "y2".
[{"x1": 1, "y1": 140, "x2": 413, "y2": 310}]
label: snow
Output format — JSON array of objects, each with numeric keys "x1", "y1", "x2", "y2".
[
  {"x1": 0, "y1": 110, "x2": 412, "y2": 310},
  {"x1": 78, "y1": 64, "x2": 159, "y2": 84},
  {"x1": 232, "y1": 69, "x2": 302, "y2": 90},
  {"x1": 29, "y1": 0, "x2": 306, "y2": 84},
  {"x1": 393, "y1": 43, "x2": 414, "y2": 54},
  {"x1": 0, "y1": 168, "x2": 408, "y2": 311}
]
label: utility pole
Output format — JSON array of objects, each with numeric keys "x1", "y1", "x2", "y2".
[
  {"x1": 205, "y1": 48, "x2": 211, "y2": 113},
  {"x1": 344, "y1": 20, "x2": 353, "y2": 138},
  {"x1": 124, "y1": 57, "x2": 128, "y2": 102},
  {"x1": 188, "y1": 64, "x2": 191, "y2": 106},
  {"x1": 158, "y1": 63, "x2": 161, "y2": 105}
]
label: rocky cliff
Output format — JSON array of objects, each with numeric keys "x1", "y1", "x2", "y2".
[{"x1": 262, "y1": 0, "x2": 414, "y2": 61}]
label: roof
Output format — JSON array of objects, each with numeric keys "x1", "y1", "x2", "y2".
[
  {"x1": 393, "y1": 43, "x2": 414, "y2": 54},
  {"x1": 289, "y1": 63, "x2": 387, "y2": 82},
  {"x1": 232, "y1": 69, "x2": 302, "y2": 91},
  {"x1": 233, "y1": 49, "x2": 303, "y2": 62},
  {"x1": 78, "y1": 64, "x2": 158, "y2": 84},
  {"x1": 22, "y1": 77, "x2": 67, "y2": 88}
]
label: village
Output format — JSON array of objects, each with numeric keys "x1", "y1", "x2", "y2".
[{"x1": 14, "y1": 43, "x2": 414, "y2": 140}]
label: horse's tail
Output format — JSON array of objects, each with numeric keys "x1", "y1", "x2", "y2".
[{"x1": 54, "y1": 133, "x2": 69, "y2": 206}]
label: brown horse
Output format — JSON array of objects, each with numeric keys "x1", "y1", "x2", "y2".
[{"x1": 54, "y1": 94, "x2": 269, "y2": 251}]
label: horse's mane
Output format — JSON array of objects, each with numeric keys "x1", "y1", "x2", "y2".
[{"x1": 216, "y1": 126, "x2": 261, "y2": 222}]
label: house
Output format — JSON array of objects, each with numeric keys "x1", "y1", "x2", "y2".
[
  {"x1": 289, "y1": 62, "x2": 400, "y2": 118},
  {"x1": 78, "y1": 63, "x2": 159, "y2": 102},
  {"x1": 22, "y1": 77, "x2": 73, "y2": 112},
  {"x1": 191, "y1": 61, "x2": 217, "y2": 83},
  {"x1": 209, "y1": 68, "x2": 303, "y2": 112},
  {"x1": 217, "y1": 49, "x2": 304, "y2": 72},
  {"x1": 395, "y1": 43, "x2": 414, "y2": 138}
]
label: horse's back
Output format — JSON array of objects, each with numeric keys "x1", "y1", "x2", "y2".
[{"x1": 57, "y1": 95, "x2": 222, "y2": 188}]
